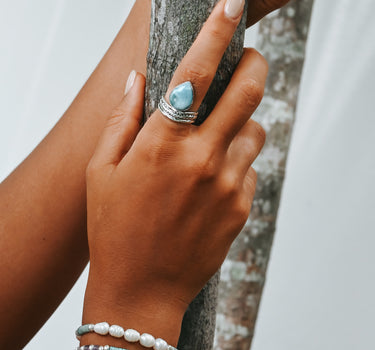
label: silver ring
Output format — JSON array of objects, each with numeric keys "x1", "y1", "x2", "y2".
[
  {"x1": 158, "y1": 96, "x2": 198, "y2": 124},
  {"x1": 158, "y1": 81, "x2": 198, "y2": 124}
]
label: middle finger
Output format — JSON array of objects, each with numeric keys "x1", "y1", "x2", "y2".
[{"x1": 200, "y1": 48, "x2": 268, "y2": 147}]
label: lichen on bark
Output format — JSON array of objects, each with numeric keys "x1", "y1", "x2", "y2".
[{"x1": 214, "y1": 1, "x2": 315, "y2": 349}]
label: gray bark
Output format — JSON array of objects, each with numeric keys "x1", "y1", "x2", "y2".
[
  {"x1": 144, "y1": 1, "x2": 248, "y2": 349},
  {"x1": 214, "y1": 1, "x2": 315, "y2": 349}
]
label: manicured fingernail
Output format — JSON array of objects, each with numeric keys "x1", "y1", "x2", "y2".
[
  {"x1": 224, "y1": 0, "x2": 245, "y2": 19},
  {"x1": 125, "y1": 70, "x2": 137, "y2": 95}
]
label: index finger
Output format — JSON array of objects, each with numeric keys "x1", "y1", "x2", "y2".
[{"x1": 153, "y1": 0, "x2": 245, "y2": 128}]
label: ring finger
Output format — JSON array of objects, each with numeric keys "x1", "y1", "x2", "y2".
[
  {"x1": 225, "y1": 118, "x2": 266, "y2": 180},
  {"x1": 200, "y1": 48, "x2": 268, "y2": 147}
]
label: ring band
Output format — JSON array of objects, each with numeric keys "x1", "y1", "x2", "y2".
[{"x1": 158, "y1": 96, "x2": 198, "y2": 124}]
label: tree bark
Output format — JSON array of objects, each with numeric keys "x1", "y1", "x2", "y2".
[
  {"x1": 144, "y1": 1, "x2": 248, "y2": 349},
  {"x1": 214, "y1": 1, "x2": 315, "y2": 349}
]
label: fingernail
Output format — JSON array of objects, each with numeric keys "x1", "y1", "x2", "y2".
[
  {"x1": 125, "y1": 69, "x2": 137, "y2": 95},
  {"x1": 224, "y1": 0, "x2": 245, "y2": 19}
]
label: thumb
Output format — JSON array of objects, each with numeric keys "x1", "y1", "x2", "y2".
[{"x1": 91, "y1": 70, "x2": 145, "y2": 169}]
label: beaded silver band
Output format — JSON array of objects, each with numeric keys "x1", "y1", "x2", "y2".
[
  {"x1": 158, "y1": 96, "x2": 198, "y2": 124},
  {"x1": 76, "y1": 345, "x2": 176, "y2": 350},
  {"x1": 76, "y1": 346, "x2": 127, "y2": 350},
  {"x1": 76, "y1": 322, "x2": 178, "y2": 350}
]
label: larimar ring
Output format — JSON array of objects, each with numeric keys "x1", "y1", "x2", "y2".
[{"x1": 158, "y1": 81, "x2": 198, "y2": 124}]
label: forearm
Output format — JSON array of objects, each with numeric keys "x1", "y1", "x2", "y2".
[
  {"x1": 80, "y1": 273, "x2": 184, "y2": 349},
  {"x1": 0, "y1": 0, "x2": 150, "y2": 347}
]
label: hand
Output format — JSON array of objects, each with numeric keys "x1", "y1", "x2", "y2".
[
  {"x1": 83, "y1": 0, "x2": 268, "y2": 347},
  {"x1": 246, "y1": 0, "x2": 290, "y2": 27}
]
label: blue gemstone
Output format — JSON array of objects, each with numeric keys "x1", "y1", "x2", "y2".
[{"x1": 169, "y1": 81, "x2": 194, "y2": 111}]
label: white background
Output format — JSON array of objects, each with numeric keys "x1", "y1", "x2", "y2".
[{"x1": 1, "y1": 0, "x2": 374, "y2": 349}]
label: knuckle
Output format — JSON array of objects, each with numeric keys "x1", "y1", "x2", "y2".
[
  {"x1": 207, "y1": 24, "x2": 227, "y2": 45},
  {"x1": 107, "y1": 108, "x2": 126, "y2": 126},
  {"x1": 189, "y1": 148, "x2": 218, "y2": 180},
  {"x1": 245, "y1": 168, "x2": 258, "y2": 192},
  {"x1": 140, "y1": 138, "x2": 176, "y2": 164},
  {"x1": 252, "y1": 120, "x2": 266, "y2": 147},
  {"x1": 196, "y1": 159, "x2": 217, "y2": 180},
  {"x1": 248, "y1": 167, "x2": 257, "y2": 184},
  {"x1": 123, "y1": 114, "x2": 141, "y2": 134},
  {"x1": 247, "y1": 48, "x2": 268, "y2": 67},
  {"x1": 179, "y1": 62, "x2": 212, "y2": 89},
  {"x1": 244, "y1": 168, "x2": 258, "y2": 199},
  {"x1": 86, "y1": 158, "x2": 100, "y2": 179},
  {"x1": 103, "y1": 108, "x2": 127, "y2": 135},
  {"x1": 258, "y1": 52, "x2": 269, "y2": 73},
  {"x1": 233, "y1": 196, "x2": 251, "y2": 225},
  {"x1": 238, "y1": 78, "x2": 264, "y2": 111},
  {"x1": 217, "y1": 171, "x2": 239, "y2": 198},
  {"x1": 256, "y1": 51, "x2": 269, "y2": 73}
]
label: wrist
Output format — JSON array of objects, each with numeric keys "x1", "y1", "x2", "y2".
[{"x1": 81, "y1": 274, "x2": 185, "y2": 349}]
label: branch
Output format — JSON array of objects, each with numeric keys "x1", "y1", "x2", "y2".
[{"x1": 214, "y1": 1, "x2": 315, "y2": 349}]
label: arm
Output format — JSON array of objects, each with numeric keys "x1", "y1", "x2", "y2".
[
  {"x1": 0, "y1": 0, "x2": 288, "y2": 348},
  {"x1": 82, "y1": 1, "x2": 267, "y2": 349},
  {"x1": 0, "y1": 1, "x2": 150, "y2": 347}
]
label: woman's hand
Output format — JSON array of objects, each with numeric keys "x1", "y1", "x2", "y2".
[
  {"x1": 246, "y1": 0, "x2": 290, "y2": 27},
  {"x1": 83, "y1": 0, "x2": 268, "y2": 348}
]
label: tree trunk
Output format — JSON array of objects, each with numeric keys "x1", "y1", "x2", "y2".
[
  {"x1": 214, "y1": 1, "x2": 315, "y2": 349},
  {"x1": 144, "y1": 1, "x2": 248, "y2": 349}
]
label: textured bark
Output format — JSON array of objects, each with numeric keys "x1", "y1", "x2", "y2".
[
  {"x1": 144, "y1": 1, "x2": 248, "y2": 349},
  {"x1": 214, "y1": 1, "x2": 315, "y2": 349}
]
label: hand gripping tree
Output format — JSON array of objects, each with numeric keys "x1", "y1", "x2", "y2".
[{"x1": 144, "y1": 1, "x2": 315, "y2": 349}]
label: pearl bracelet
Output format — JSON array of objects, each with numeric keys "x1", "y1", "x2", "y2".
[
  {"x1": 77, "y1": 346, "x2": 127, "y2": 350},
  {"x1": 76, "y1": 323, "x2": 178, "y2": 350}
]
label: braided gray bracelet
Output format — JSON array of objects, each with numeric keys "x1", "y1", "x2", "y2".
[{"x1": 76, "y1": 323, "x2": 178, "y2": 350}]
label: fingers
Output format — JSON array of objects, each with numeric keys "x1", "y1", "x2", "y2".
[
  {"x1": 152, "y1": 0, "x2": 245, "y2": 129},
  {"x1": 225, "y1": 119, "x2": 266, "y2": 179},
  {"x1": 200, "y1": 48, "x2": 268, "y2": 147},
  {"x1": 246, "y1": 0, "x2": 290, "y2": 27},
  {"x1": 89, "y1": 71, "x2": 145, "y2": 169},
  {"x1": 168, "y1": 0, "x2": 245, "y2": 111}
]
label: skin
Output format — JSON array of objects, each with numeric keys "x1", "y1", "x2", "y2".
[
  {"x1": 82, "y1": 1, "x2": 267, "y2": 349},
  {"x1": 0, "y1": 0, "x2": 289, "y2": 348},
  {"x1": 246, "y1": 0, "x2": 290, "y2": 26}
]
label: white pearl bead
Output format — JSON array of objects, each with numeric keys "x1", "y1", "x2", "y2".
[
  {"x1": 104, "y1": 346, "x2": 110, "y2": 350},
  {"x1": 154, "y1": 338, "x2": 169, "y2": 350},
  {"x1": 94, "y1": 322, "x2": 110, "y2": 335},
  {"x1": 140, "y1": 333, "x2": 156, "y2": 348},
  {"x1": 124, "y1": 328, "x2": 141, "y2": 342},
  {"x1": 109, "y1": 324, "x2": 124, "y2": 338}
]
